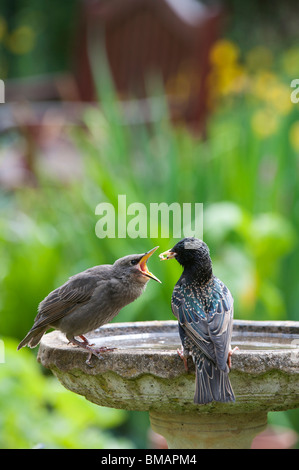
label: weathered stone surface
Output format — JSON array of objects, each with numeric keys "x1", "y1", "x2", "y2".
[
  {"x1": 149, "y1": 411, "x2": 268, "y2": 449},
  {"x1": 38, "y1": 320, "x2": 299, "y2": 414}
]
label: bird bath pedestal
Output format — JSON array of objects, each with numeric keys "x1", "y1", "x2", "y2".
[{"x1": 38, "y1": 320, "x2": 299, "y2": 449}]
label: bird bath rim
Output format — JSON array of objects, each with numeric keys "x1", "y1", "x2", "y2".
[
  {"x1": 38, "y1": 319, "x2": 299, "y2": 412},
  {"x1": 37, "y1": 319, "x2": 299, "y2": 448},
  {"x1": 38, "y1": 319, "x2": 299, "y2": 377}
]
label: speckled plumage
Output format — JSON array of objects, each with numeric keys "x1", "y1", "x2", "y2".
[{"x1": 161, "y1": 238, "x2": 235, "y2": 404}]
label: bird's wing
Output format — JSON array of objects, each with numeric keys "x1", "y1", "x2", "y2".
[
  {"x1": 31, "y1": 274, "x2": 99, "y2": 330},
  {"x1": 207, "y1": 278, "x2": 234, "y2": 371},
  {"x1": 171, "y1": 279, "x2": 233, "y2": 370},
  {"x1": 171, "y1": 284, "x2": 217, "y2": 364}
]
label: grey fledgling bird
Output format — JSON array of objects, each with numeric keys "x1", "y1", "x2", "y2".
[
  {"x1": 160, "y1": 238, "x2": 238, "y2": 404},
  {"x1": 18, "y1": 246, "x2": 161, "y2": 364}
]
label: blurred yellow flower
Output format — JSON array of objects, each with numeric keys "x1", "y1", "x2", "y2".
[
  {"x1": 250, "y1": 71, "x2": 292, "y2": 114},
  {"x1": 251, "y1": 71, "x2": 278, "y2": 100},
  {"x1": 208, "y1": 64, "x2": 247, "y2": 99},
  {"x1": 289, "y1": 121, "x2": 299, "y2": 152},
  {"x1": 209, "y1": 39, "x2": 240, "y2": 67},
  {"x1": 265, "y1": 83, "x2": 292, "y2": 115},
  {"x1": 208, "y1": 39, "x2": 296, "y2": 117},
  {"x1": 245, "y1": 46, "x2": 273, "y2": 71},
  {"x1": 282, "y1": 47, "x2": 299, "y2": 77},
  {"x1": 6, "y1": 26, "x2": 35, "y2": 54},
  {"x1": 0, "y1": 16, "x2": 7, "y2": 42},
  {"x1": 251, "y1": 108, "x2": 279, "y2": 138}
]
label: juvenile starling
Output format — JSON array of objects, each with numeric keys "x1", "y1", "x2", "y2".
[
  {"x1": 18, "y1": 246, "x2": 161, "y2": 364},
  {"x1": 160, "y1": 238, "x2": 237, "y2": 404}
]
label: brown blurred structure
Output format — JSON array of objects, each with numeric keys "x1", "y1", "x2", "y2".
[
  {"x1": 75, "y1": 0, "x2": 223, "y2": 132},
  {"x1": 1, "y1": 0, "x2": 224, "y2": 189},
  {"x1": 4, "y1": 0, "x2": 223, "y2": 133}
]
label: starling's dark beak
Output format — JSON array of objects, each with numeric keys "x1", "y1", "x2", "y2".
[
  {"x1": 138, "y1": 246, "x2": 161, "y2": 283},
  {"x1": 159, "y1": 249, "x2": 177, "y2": 261}
]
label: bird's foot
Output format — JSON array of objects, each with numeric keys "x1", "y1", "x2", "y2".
[
  {"x1": 177, "y1": 346, "x2": 189, "y2": 371},
  {"x1": 94, "y1": 346, "x2": 116, "y2": 352},
  {"x1": 85, "y1": 346, "x2": 103, "y2": 366},
  {"x1": 85, "y1": 346, "x2": 117, "y2": 366},
  {"x1": 227, "y1": 346, "x2": 239, "y2": 369},
  {"x1": 69, "y1": 337, "x2": 116, "y2": 366}
]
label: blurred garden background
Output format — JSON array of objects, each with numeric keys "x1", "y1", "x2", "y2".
[{"x1": 0, "y1": 0, "x2": 299, "y2": 449}]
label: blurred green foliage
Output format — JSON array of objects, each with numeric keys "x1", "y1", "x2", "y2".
[
  {"x1": 1, "y1": 73, "x2": 299, "y2": 445},
  {"x1": 1, "y1": 0, "x2": 299, "y2": 450},
  {"x1": 1, "y1": 103, "x2": 297, "y2": 338},
  {"x1": 0, "y1": 338, "x2": 131, "y2": 449}
]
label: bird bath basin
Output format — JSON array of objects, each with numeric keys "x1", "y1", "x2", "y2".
[{"x1": 38, "y1": 320, "x2": 299, "y2": 449}]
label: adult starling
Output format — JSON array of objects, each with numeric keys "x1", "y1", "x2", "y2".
[
  {"x1": 160, "y1": 238, "x2": 237, "y2": 404},
  {"x1": 18, "y1": 246, "x2": 161, "y2": 364}
]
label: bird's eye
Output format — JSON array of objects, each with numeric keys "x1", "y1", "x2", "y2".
[{"x1": 130, "y1": 259, "x2": 138, "y2": 266}]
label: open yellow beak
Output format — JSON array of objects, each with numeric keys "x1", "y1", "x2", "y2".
[
  {"x1": 138, "y1": 246, "x2": 161, "y2": 283},
  {"x1": 159, "y1": 249, "x2": 177, "y2": 261}
]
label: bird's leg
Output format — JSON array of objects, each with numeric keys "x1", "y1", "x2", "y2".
[
  {"x1": 177, "y1": 345, "x2": 189, "y2": 371},
  {"x1": 227, "y1": 346, "x2": 239, "y2": 369},
  {"x1": 76, "y1": 335, "x2": 116, "y2": 352},
  {"x1": 67, "y1": 336, "x2": 92, "y2": 347},
  {"x1": 79, "y1": 335, "x2": 95, "y2": 347}
]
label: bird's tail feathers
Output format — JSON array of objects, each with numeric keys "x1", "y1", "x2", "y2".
[
  {"x1": 17, "y1": 327, "x2": 46, "y2": 350},
  {"x1": 193, "y1": 352, "x2": 235, "y2": 404}
]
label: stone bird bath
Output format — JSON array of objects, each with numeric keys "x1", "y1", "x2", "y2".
[{"x1": 38, "y1": 320, "x2": 299, "y2": 449}]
